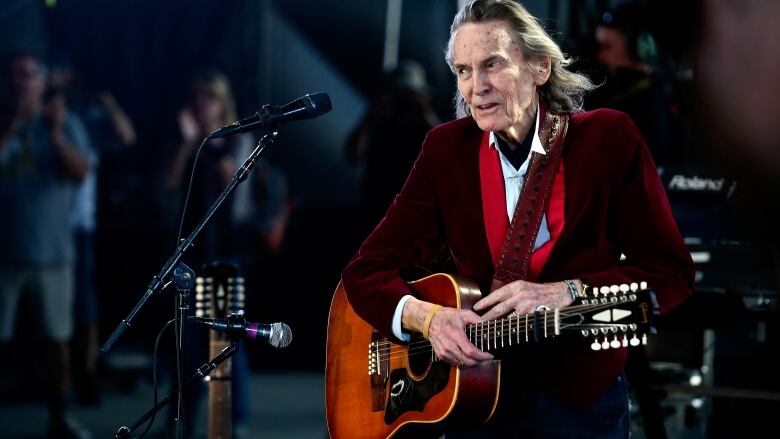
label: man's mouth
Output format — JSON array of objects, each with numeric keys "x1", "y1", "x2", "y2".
[{"x1": 474, "y1": 103, "x2": 500, "y2": 114}]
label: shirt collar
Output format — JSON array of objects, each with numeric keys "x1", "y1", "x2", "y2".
[{"x1": 488, "y1": 103, "x2": 546, "y2": 156}]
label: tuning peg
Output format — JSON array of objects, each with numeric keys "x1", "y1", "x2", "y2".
[
  {"x1": 622, "y1": 335, "x2": 629, "y2": 347},
  {"x1": 610, "y1": 285, "x2": 620, "y2": 294},
  {"x1": 640, "y1": 281, "x2": 648, "y2": 290},
  {"x1": 600, "y1": 286, "x2": 611, "y2": 296},
  {"x1": 591, "y1": 286, "x2": 599, "y2": 297},
  {"x1": 610, "y1": 336, "x2": 621, "y2": 349},
  {"x1": 601, "y1": 337, "x2": 610, "y2": 350},
  {"x1": 629, "y1": 334, "x2": 640, "y2": 346},
  {"x1": 620, "y1": 284, "x2": 630, "y2": 293},
  {"x1": 629, "y1": 282, "x2": 639, "y2": 292},
  {"x1": 642, "y1": 334, "x2": 648, "y2": 345},
  {"x1": 591, "y1": 339, "x2": 602, "y2": 351}
]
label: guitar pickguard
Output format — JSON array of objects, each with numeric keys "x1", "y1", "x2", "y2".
[{"x1": 384, "y1": 362, "x2": 450, "y2": 424}]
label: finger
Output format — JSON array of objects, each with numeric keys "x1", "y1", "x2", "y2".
[
  {"x1": 450, "y1": 336, "x2": 493, "y2": 366},
  {"x1": 479, "y1": 301, "x2": 517, "y2": 321},
  {"x1": 461, "y1": 343, "x2": 494, "y2": 364},
  {"x1": 473, "y1": 289, "x2": 508, "y2": 311},
  {"x1": 460, "y1": 310, "x2": 485, "y2": 325}
]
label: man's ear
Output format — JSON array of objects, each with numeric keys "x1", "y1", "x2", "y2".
[{"x1": 531, "y1": 56, "x2": 551, "y2": 86}]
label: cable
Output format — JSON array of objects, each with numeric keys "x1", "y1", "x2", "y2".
[
  {"x1": 176, "y1": 136, "x2": 211, "y2": 245},
  {"x1": 137, "y1": 318, "x2": 176, "y2": 439}
]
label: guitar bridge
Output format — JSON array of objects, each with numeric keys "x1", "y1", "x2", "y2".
[{"x1": 369, "y1": 330, "x2": 389, "y2": 411}]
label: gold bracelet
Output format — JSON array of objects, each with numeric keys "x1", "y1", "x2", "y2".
[{"x1": 421, "y1": 305, "x2": 443, "y2": 340}]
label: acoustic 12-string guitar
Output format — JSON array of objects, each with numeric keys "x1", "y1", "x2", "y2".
[
  {"x1": 194, "y1": 263, "x2": 245, "y2": 439},
  {"x1": 325, "y1": 273, "x2": 658, "y2": 438}
]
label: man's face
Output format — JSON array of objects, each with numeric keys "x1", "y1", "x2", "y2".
[
  {"x1": 596, "y1": 25, "x2": 633, "y2": 70},
  {"x1": 452, "y1": 20, "x2": 544, "y2": 142},
  {"x1": 8, "y1": 56, "x2": 46, "y2": 104}
]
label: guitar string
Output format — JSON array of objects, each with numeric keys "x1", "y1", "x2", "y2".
[
  {"x1": 370, "y1": 300, "x2": 644, "y2": 362},
  {"x1": 375, "y1": 321, "x2": 632, "y2": 363},
  {"x1": 372, "y1": 306, "x2": 627, "y2": 357},
  {"x1": 372, "y1": 298, "x2": 634, "y2": 352}
]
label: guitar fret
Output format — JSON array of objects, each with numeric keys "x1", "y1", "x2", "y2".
[
  {"x1": 495, "y1": 319, "x2": 498, "y2": 350},
  {"x1": 494, "y1": 319, "x2": 498, "y2": 349},
  {"x1": 490, "y1": 320, "x2": 494, "y2": 351},
  {"x1": 525, "y1": 314, "x2": 529, "y2": 342},
  {"x1": 480, "y1": 321, "x2": 484, "y2": 351},
  {"x1": 508, "y1": 315, "x2": 512, "y2": 346},
  {"x1": 488, "y1": 320, "x2": 492, "y2": 351},
  {"x1": 501, "y1": 318, "x2": 505, "y2": 348}
]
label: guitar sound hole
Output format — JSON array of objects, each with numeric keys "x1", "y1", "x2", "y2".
[{"x1": 407, "y1": 334, "x2": 433, "y2": 376}]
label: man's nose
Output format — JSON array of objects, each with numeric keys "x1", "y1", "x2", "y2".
[{"x1": 472, "y1": 70, "x2": 490, "y2": 95}]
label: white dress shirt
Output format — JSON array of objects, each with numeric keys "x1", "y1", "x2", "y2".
[{"x1": 392, "y1": 105, "x2": 551, "y2": 341}]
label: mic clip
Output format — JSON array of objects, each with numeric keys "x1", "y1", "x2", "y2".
[{"x1": 257, "y1": 104, "x2": 281, "y2": 128}]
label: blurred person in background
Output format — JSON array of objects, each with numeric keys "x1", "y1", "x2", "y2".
[
  {"x1": 163, "y1": 68, "x2": 290, "y2": 438},
  {"x1": 48, "y1": 51, "x2": 138, "y2": 406},
  {"x1": 587, "y1": 5, "x2": 675, "y2": 436},
  {"x1": 345, "y1": 59, "x2": 440, "y2": 235},
  {"x1": 586, "y1": 0, "x2": 676, "y2": 165},
  {"x1": 0, "y1": 51, "x2": 93, "y2": 439}
]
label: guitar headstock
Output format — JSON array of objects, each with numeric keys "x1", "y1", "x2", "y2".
[
  {"x1": 195, "y1": 262, "x2": 246, "y2": 320},
  {"x1": 564, "y1": 282, "x2": 659, "y2": 351}
]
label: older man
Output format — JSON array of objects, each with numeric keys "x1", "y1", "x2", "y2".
[{"x1": 342, "y1": 0, "x2": 693, "y2": 437}]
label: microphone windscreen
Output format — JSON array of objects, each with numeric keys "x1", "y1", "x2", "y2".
[
  {"x1": 269, "y1": 322, "x2": 293, "y2": 348},
  {"x1": 306, "y1": 93, "x2": 332, "y2": 117}
]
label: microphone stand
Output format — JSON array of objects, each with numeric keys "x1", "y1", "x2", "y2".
[
  {"x1": 101, "y1": 129, "x2": 279, "y2": 354},
  {"x1": 104, "y1": 129, "x2": 279, "y2": 438},
  {"x1": 172, "y1": 263, "x2": 195, "y2": 439},
  {"x1": 115, "y1": 341, "x2": 241, "y2": 439}
]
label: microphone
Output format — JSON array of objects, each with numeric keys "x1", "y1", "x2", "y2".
[
  {"x1": 210, "y1": 92, "x2": 332, "y2": 138},
  {"x1": 188, "y1": 315, "x2": 292, "y2": 348}
]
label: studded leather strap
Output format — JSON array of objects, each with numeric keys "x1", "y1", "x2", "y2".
[{"x1": 490, "y1": 112, "x2": 569, "y2": 291}]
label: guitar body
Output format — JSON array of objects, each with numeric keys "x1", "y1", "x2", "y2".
[{"x1": 326, "y1": 273, "x2": 500, "y2": 438}]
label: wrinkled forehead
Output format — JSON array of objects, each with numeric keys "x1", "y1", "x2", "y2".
[{"x1": 453, "y1": 20, "x2": 518, "y2": 59}]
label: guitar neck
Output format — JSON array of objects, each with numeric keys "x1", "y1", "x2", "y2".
[
  {"x1": 467, "y1": 309, "x2": 560, "y2": 352},
  {"x1": 208, "y1": 337, "x2": 232, "y2": 439},
  {"x1": 465, "y1": 291, "x2": 653, "y2": 353}
]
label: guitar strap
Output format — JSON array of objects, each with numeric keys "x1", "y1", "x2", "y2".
[{"x1": 490, "y1": 112, "x2": 568, "y2": 292}]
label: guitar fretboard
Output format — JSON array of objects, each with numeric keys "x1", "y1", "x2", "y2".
[{"x1": 466, "y1": 308, "x2": 560, "y2": 352}]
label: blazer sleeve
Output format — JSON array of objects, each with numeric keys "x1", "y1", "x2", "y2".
[
  {"x1": 580, "y1": 113, "x2": 694, "y2": 315},
  {"x1": 342, "y1": 132, "x2": 443, "y2": 339}
]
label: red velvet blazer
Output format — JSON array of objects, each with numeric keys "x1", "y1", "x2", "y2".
[{"x1": 342, "y1": 108, "x2": 694, "y2": 408}]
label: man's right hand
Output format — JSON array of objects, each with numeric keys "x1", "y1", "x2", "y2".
[{"x1": 402, "y1": 299, "x2": 493, "y2": 367}]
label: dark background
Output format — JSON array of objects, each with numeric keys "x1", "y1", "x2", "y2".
[{"x1": 1, "y1": 0, "x2": 778, "y2": 436}]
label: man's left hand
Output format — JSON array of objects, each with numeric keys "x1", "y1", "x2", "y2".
[{"x1": 473, "y1": 280, "x2": 573, "y2": 321}]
